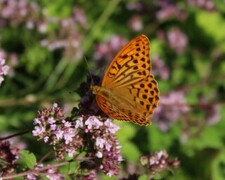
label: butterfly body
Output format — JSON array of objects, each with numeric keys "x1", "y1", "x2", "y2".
[{"x1": 91, "y1": 35, "x2": 159, "y2": 126}]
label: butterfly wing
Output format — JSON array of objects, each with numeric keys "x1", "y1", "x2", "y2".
[
  {"x1": 101, "y1": 35, "x2": 151, "y2": 88},
  {"x1": 94, "y1": 34, "x2": 160, "y2": 125}
]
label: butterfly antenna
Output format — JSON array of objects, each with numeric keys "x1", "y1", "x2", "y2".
[{"x1": 83, "y1": 56, "x2": 94, "y2": 86}]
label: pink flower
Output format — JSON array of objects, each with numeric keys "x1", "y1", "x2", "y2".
[
  {"x1": 75, "y1": 117, "x2": 84, "y2": 128},
  {"x1": 32, "y1": 126, "x2": 45, "y2": 136},
  {"x1": 0, "y1": 58, "x2": 10, "y2": 85},
  {"x1": 106, "y1": 171, "x2": 114, "y2": 177},
  {"x1": 153, "y1": 90, "x2": 190, "y2": 131},
  {"x1": 66, "y1": 148, "x2": 76, "y2": 158},
  {"x1": 104, "y1": 141, "x2": 112, "y2": 151},
  {"x1": 96, "y1": 151, "x2": 103, "y2": 158},
  {"x1": 104, "y1": 119, "x2": 120, "y2": 134},
  {"x1": 50, "y1": 124, "x2": 56, "y2": 131},
  {"x1": 48, "y1": 117, "x2": 56, "y2": 124},
  {"x1": 85, "y1": 116, "x2": 103, "y2": 130},
  {"x1": 63, "y1": 129, "x2": 75, "y2": 144},
  {"x1": 54, "y1": 129, "x2": 64, "y2": 140},
  {"x1": 187, "y1": 0, "x2": 216, "y2": 11},
  {"x1": 46, "y1": 167, "x2": 64, "y2": 180},
  {"x1": 167, "y1": 28, "x2": 188, "y2": 54},
  {"x1": 63, "y1": 120, "x2": 72, "y2": 127},
  {"x1": 96, "y1": 137, "x2": 105, "y2": 148},
  {"x1": 128, "y1": 15, "x2": 143, "y2": 32},
  {"x1": 44, "y1": 136, "x2": 49, "y2": 143},
  {"x1": 34, "y1": 118, "x2": 41, "y2": 125},
  {"x1": 32, "y1": 104, "x2": 122, "y2": 176}
]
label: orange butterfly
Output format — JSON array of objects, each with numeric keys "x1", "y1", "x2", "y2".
[{"x1": 91, "y1": 35, "x2": 159, "y2": 126}]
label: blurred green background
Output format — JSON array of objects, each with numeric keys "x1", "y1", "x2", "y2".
[{"x1": 0, "y1": 0, "x2": 225, "y2": 179}]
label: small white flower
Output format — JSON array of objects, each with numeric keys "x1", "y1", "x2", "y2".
[
  {"x1": 1, "y1": 65, "x2": 9, "y2": 75},
  {"x1": 32, "y1": 126, "x2": 45, "y2": 136},
  {"x1": 44, "y1": 136, "x2": 49, "y2": 143},
  {"x1": 150, "y1": 158, "x2": 156, "y2": 165},
  {"x1": 53, "y1": 103, "x2": 58, "y2": 108},
  {"x1": 48, "y1": 117, "x2": 55, "y2": 124},
  {"x1": 63, "y1": 129, "x2": 75, "y2": 144},
  {"x1": 0, "y1": 76, "x2": 3, "y2": 84},
  {"x1": 118, "y1": 155, "x2": 123, "y2": 162},
  {"x1": 50, "y1": 124, "x2": 56, "y2": 131},
  {"x1": 64, "y1": 121, "x2": 72, "y2": 127},
  {"x1": 67, "y1": 148, "x2": 76, "y2": 158},
  {"x1": 75, "y1": 117, "x2": 83, "y2": 128},
  {"x1": 106, "y1": 171, "x2": 114, "y2": 177},
  {"x1": 0, "y1": 58, "x2": 5, "y2": 65},
  {"x1": 96, "y1": 137, "x2": 105, "y2": 148},
  {"x1": 85, "y1": 116, "x2": 103, "y2": 129},
  {"x1": 96, "y1": 151, "x2": 103, "y2": 158},
  {"x1": 104, "y1": 141, "x2": 112, "y2": 151},
  {"x1": 104, "y1": 119, "x2": 120, "y2": 134},
  {"x1": 54, "y1": 129, "x2": 64, "y2": 140},
  {"x1": 157, "y1": 151, "x2": 164, "y2": 159},
  {"x1": 33, "y1": 118, "x2": 41, "y2": 125}
]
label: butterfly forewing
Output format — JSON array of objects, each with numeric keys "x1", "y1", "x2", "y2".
[{"x1": 102, "y1": 35, "x2": 151, "y2": 88}]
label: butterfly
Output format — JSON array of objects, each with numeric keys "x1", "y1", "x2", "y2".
[{"x1": 91, "y1": 35, "x2": 159, "y2": 126}]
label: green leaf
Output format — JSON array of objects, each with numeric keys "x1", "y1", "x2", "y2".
[
  {"x1": 151, "y1": 39, "x2": 164, "y2": 55},
  {"x1": 18, "y1": 150, "x2": 37, "y2": 169},
  {"x1": 196, "y1": 11, "x2": 225, "y2": 43},
  {"x1": 116, "y1": 122, "x2": 137, "y2": 141},
  {"x1": 59, "y1": 161, "x2": 79, "y2": 174},
  {"x1": 138, "y1": 175, "x2": 149, "y2": 180},
  {"x1": 212, "y1": 151, "x2": 225, "y2": 180},
  {"x1": 148, "y1": 124, "x2": 180, "y2": 151},
  {"x1": 121, "y1": 141, "x2": 141, "y2": 162},
  {"x1": 193, "y1": 57, "x2": 211, "y2": 79}
]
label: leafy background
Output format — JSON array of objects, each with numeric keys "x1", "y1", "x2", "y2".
[{"x1": 0, "y1": 0, "x2": 225, "y2": 179}]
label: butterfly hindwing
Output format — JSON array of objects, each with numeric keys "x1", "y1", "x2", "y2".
[{"x1": 95, "y1": 88, "x2": 151, "y2": 125}]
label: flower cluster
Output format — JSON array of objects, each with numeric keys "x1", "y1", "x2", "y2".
[
  {"x1": 167, "y1": 28, "x2": 188, "y2": 54},
  {"x1": 0, "y1": 140, "x2": 19, "y2": 175},
  {"x1": 78, "y1": 116, "x2": 122, "y2": 176},
  {"x1": 187, "y1": 0, "x2": 216, "y2": 11},
  {"x1": 32, "y1": 103, "x2": 82, "y2": 159},
  {"x1": 140, "y1": 150, "x2": 180, "y2": 176},
  {"x1": 156, "y1": 1, "x2": 187, "y2": 21},
  {"x1": 204, "y1": 104, "x2": 221, "y2": 125},
  {"x1": 128, "y1": 15, "x2": 143, "y2": 32},
  {"x1": 0, "y1": 0, "x2": 87, "y2": 61},
  {"x1": 40, "y1": 10, "x2": 86, "y2": 60},
  {"x1": 0, "y1": 0, "x2": 39, "y2": 28},
  {"x1": 32, "y1": 103, "x2": 122, "y2": 177},
  {"x1": 0, "y1": 58, "x2": 9, "y2": 86},
  {"x1": 153, "y1": 91, "x2": 190, "y2": 131}
]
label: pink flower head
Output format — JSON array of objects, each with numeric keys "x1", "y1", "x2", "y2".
[
  {"x1": 75, "y1": 117, "x2": 84, "y2": 128},
  {"x1": 85, "y1": 116, "x2": 103, "y2": 130},
  {"x1": 104, "y1": 119, "x2": 120, "y2": 134},
  {"x1": 32, "y1": 126, "x2": 45, "y2": 137},
  {"x1": 63, "y1": 128, "x2": 75, "y2": 144}
]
